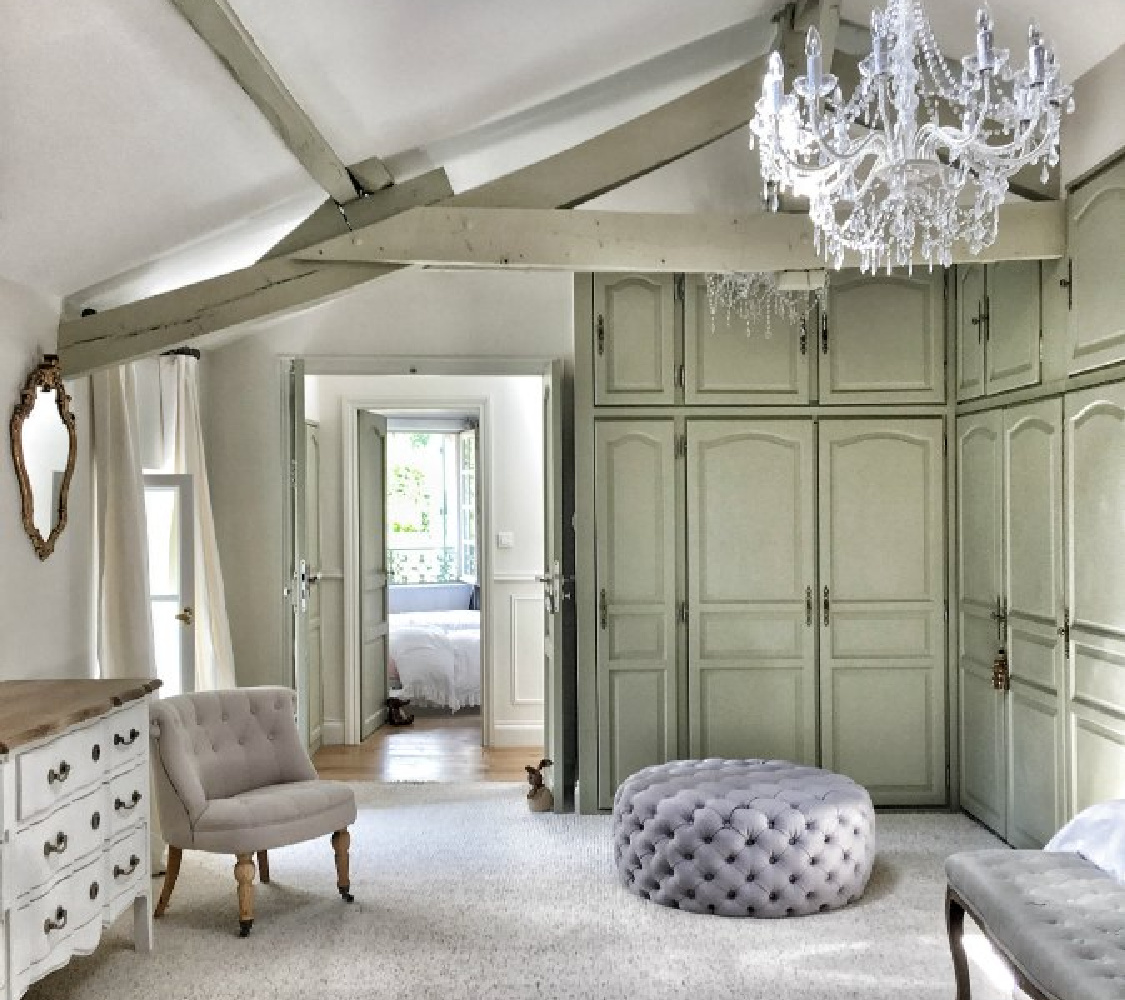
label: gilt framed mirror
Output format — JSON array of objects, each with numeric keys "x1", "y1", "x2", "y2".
[{"x1": 9, "y1": 354, "x2": 78, "y2": 559}]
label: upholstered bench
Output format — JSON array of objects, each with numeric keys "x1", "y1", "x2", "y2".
[
  {"x1": 946, "y1": 850, "x2": 1125, "y2": 1000},
  {"x1": 613, "y1": 759, "x2": 875, "y2": 917}
]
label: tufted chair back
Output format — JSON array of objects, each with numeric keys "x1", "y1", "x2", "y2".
[{"x1": 150, "y1": 687, "x2": 317, "y2": 847}]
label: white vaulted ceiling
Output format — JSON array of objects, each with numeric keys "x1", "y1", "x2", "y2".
[{"x1": 1, "y1": 0, "x2": 1123, "y2": 305}]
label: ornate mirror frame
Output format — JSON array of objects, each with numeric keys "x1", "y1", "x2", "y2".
[{"x1": 9, "y1": 355, "x2": 78, "y2": 560}]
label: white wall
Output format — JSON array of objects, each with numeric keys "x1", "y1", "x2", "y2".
[
  {"x1": 1063, "y1": 42, "x2": 1125, "y2": 186},
  {"x1": 309, "y1": 374, "x2": 545, "y2": 746},
  {"x1": 0, "y1": 277, "x2": 95, "y2": 679},
  {"x1": 201, "y1": 268, "x2": 572, "y2": 707}
]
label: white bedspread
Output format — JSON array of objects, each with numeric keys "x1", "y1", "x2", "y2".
[{"x1": 388, "y1": 611, "x2": 481, "y2": 711}]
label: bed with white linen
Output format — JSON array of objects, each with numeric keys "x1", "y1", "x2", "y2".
[{"x1": 388, "y1": 610, "x2": 481, "y2": 711}]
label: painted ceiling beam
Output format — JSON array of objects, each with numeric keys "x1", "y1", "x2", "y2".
[
  {"x1": 288, "y1": 201, "x2": 1067, "y2": 271},
  {"x1": 59, "y1": 56, "x2": 772, "y2": 375},
  {"x1": 167, "y1": 0, "x2": 391, "y2": 202}
]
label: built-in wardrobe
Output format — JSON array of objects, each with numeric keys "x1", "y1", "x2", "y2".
[
  {"x1": 576, "y1": 268, "x2": 950, "y2": 812},
  {"x1": 955, "y1": 154, "x2": 1125, "y2": 846}
]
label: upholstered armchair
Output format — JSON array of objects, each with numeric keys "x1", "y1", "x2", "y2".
[{"x1": 149, "y1": 687, "x2": 357, "y2": 936}]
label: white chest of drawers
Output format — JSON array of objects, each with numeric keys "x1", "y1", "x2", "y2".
[{"x1": 0, "y1": 679, "x2": 160, "y2": 1000}]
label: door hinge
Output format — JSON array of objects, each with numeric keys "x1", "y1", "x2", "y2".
[
  {"x1": 290, "y1": 459, "x2": 297, "y2": 489},
  {"x1": 1058, "y1": 607, "x2": 1070, "y2": 658},
  {"x1": 943, "y1": 599, "x2": 949, "y2": 623},
  {"x1": 822, "y1": 585, "x2": 830, "y2": 626},
  {"x1": 677, "y1": 600, "x2": 689, "y2": 625},
  {"x1": 676, "y1": 363, "x2": 686, "y2": 389},
  {"x1": 820, "y1": 314, "x2": 829, "y2": 355},
  {"x1": 675, "y1": 433, "x2": 688, "y2": 458},
  {"x1": 1059, "y1": 258, "x2": 1073, "y2": 310},
  {"x1": 596, "y1": 315, "x2": 605, "y2": 355},
  {"x1": 674, "y1": 274, "x2": 685, "y2": 302},
  {"x1": 799, "y1": 316, "x2": 808, "y2": 356},
  {"x1": 599, "y1": 589, "x2": 608, "y2": 630}
]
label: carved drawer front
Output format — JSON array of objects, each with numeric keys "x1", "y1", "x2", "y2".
[
  {"x1": 10, "y1": 855, "x2": 104, "y2": 976},
  {"x1": 105, "y1": 703, "x2": 147, "y2": 771},
  {"x1": 107, "y1": 762, "x2": 147, "y2": 838},
  {"x1": 17, "y1": 722, "x2": 105, "y2": 822},
  {"x1": 10, "y1": 786, "x2": 108, "y2": 900},
  {"x1": 107, "y1": 825, "x2": 148, "y2": 902}
]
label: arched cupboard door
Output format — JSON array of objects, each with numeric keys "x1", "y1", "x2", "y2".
[{"x1": 592, "y1": 274, "x2": 676, "y2": 405}]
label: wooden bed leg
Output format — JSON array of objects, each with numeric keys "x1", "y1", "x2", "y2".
[{"x1": 946, "y1": 887, "x2": 972, "y2": 1000}]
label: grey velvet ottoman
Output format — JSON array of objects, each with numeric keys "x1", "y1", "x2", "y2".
[{"x1": 613, "y1": 759, "x2": 875, "y2": 917}]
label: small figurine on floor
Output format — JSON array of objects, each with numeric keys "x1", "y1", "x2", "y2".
[
  {"x1": 386, "y1": 696, "x2": 414, "y2": 726},
  {"x1": 525, "y1": 758, "x2": 554, "y2": 812}
]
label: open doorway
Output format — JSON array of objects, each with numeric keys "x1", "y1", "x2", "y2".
[{"x1": 297, "y1": 370, "x2": 552, "y2": 783}]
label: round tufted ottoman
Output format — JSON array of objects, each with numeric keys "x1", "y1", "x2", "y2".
[{"x1": 613, "y1": 759, "x2": 875, "y2": 917}]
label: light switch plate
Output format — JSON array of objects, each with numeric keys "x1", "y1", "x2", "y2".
[{"x1": 496, "y1": 531, "x2": 515, "y2": 549}]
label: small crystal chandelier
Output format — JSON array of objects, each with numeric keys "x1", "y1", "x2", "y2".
[
  {"x1": 705, "y1": 271, "x2": 827, "y2": 337},
  {"x1": 749, "y1": 2, "x2": 1074, "y2": 273}
]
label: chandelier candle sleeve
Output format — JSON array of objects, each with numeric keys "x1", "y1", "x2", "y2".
[{"x1": 748, "y1": 1, "x2": 1074, "y2": 273}]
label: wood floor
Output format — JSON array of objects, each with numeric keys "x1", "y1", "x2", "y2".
[{"x1": 313, "y1": 712, "x2": 542, "y2": 783}]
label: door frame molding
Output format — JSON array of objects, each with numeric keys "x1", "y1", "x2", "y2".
[{"x1": 342, "y1": 393, "x2": 492, "y2": 746}]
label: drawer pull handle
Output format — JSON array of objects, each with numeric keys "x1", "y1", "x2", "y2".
[
  {"x1": 114, "y1": 855, "x2": 141, "y2": 879},
  {"x1": 92, "y1": 744, "x2": 101, "y2": 762},
  {"x1": 114, "y1": 728, "x2": 141, "y2": 747},
  {"x1": 43, "y1": 906, "x2": 68, "y2": 934},
  {"x1": 48, "y1": 761, "x2": 71, "y2": 785},
  {"x1": 115, "y1": 790, "x2": 142, "y2": 812},
  {"x1": 43, "y1": 832, "x2": 68, "y2": 858},
  {"x1": 91, "y1": 811, "x2": 101, "y2": 831}
]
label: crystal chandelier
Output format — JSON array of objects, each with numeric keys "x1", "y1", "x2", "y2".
[
  {"x1": 705, "y1": 271, "x2": 827, "y2": 336},
  {"x1": 749, "y1": 2, "x2": 1074, "y2": 273}
]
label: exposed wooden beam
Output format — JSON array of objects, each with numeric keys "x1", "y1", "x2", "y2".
[
  {"x1": 59, "y1": 56, "x2": 772, "y2": 374},
  {"x1": 263, "y1": 168, "x2": 454, "y2": 259},
  {"x1": 58, "y1": 259, "x2": 396, "y2": 378},
  {"x1": 167, "y1": 0, "x2": 390, "y2": 202},
  {"x1": 289, "y1": 201, "x2": 1066, "y2": 272}
]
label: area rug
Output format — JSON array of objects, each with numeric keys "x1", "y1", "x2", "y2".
[{"x1": 27, "y1": 782, "x2": 1010, "y2": 1000}]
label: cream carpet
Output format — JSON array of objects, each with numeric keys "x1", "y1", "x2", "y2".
[{"x1": 28, "y1": 782, "x2": 1011, "y2": 1000}]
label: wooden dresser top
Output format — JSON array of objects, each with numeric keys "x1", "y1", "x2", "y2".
[{"x1": 0, "y1": 679, "x2": 161, "y2": 754}]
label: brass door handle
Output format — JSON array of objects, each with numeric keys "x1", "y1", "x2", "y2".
[
  {"x1": 175, "y1": 607, "x2": 194, "y2": 626},
  {"x1": 822, "y1": 586, "x2": 830, "y2": 626}
]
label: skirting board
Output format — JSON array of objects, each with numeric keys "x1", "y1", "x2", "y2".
[
  {"x1": 322, "y1": 719, "x2": 344, "y2": 745},
  {"x1": 491, "y1": 722, "x2": 544, "y2": 748}
]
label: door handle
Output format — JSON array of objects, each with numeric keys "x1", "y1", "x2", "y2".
[
  {"x1": 822, "y1": 586, "x2": 830, "y2": 626},
  {"x1": 805, "y1": 586, "x2": 813, "y2": 627},
  {"x1": 175, "y1": 607, "x2": 194, "y2": 626},
  {"x1": 599, "y1": 589, "x2": 608, "y2": 630}
]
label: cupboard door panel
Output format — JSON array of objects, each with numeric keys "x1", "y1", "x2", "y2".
[
  {"x1": 593, "y1": 275, "x2": 675, "y2": 404},
  {"x1": 1007, "y1": 684, "x2": 1063, "y2": 848},
  {"x1": 957, "y1": 265, "x2": 986, "y2": 400},
  {"x1": 686, "y1": 420, "x2": 816, "y2": 764},
  {"x1": 986, "y1": 261, "x2": 1041, "y2": 394},
  {"x1": 595, "y1": 421, "x2": 678, "y2": 808},
  {"x1": 819, "y1": 419, "x2": 946, "y2": 804},
  {"x1": 682, "y1": 275, "x2": 811, "y2": 404},
  {"x1": 1067, "y1": 159, "x2": 1125, "y2": 374},
  {"x1": 821, "y1": 270, "x2": 944, "y2": 404},
  {"x1": 1065, "y1": 383, "x2": 1125, "y2": 813}
]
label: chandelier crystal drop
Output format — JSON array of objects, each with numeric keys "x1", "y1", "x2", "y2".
[
  {"x1": 704, "y1": 271, "x2": 826, "y2": 337},
  {"x1": 748, "y1": 2, "x2": 1074, "y2": 273}
]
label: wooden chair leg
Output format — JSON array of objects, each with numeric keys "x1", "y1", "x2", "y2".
[
  {"x1": 234, "y1": 854, "x2": 256, "y2": 937},
  {"x1": 331, "y1": 829, "x2": 354, "y2": 903},
  {"x1": 153, "y1": 846, "x2": 182, "y2": 919},
  {"x1": 946, "y1": 887, "x2": 972, "y2": 1000},
  {"x1": 256, "y1": 850, "x2": 270, "y2": 884}
]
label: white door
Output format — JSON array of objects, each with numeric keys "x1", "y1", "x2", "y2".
[
  {"x1": 285, "y1": 360, "x2": 311, "y2": 748},
  {"x1": 986, "y1": 262, "x2": 1041, "y2": 395},
  {"x1": 956, "y1": 412, "x2": 1006, "y2": 833},
  {"x1": 818, "y1": 419, "x2": 946, "y2": 805},
  {"x1": 541, "y1": 360, "x2": 574, "y2": 808},
  {"x1": 686, "y1": 419, "x2": 817, "y2": 763},
  {"x1": 305, "y1": 421, "x2": 324, "y2": 753},
  {"x1": 357, "y1": 410, "x2": 389, "y2": 741},
  {"x1": 1064, "y1": 383, "x2": 1125, "y2": 813},
  {"x1": 1003, "y1": 399, "x2": 1065, "y2": 847},
  {"x1": 143, "y1": 474, "x2": 195, "y2": 697},
  {"x1": 595, "y1": 420, "x2": 678, "y2": 808},
  {"x1": 682, "y1": 274, "x2": 812, "y2": 405}
]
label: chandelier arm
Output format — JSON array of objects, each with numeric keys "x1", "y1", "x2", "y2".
[{"x1": 805, "y1": 97, "x2": 883, "y2": 166}]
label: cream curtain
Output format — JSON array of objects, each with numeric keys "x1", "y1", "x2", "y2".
[
  {"x1": 157, "y1": 354, "x2": 237, "y2": 691},
  {"x1": 92, "y1": 364, "x2": 156, "y2": 682}
]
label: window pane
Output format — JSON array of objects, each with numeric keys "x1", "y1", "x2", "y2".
[
  {"x1": 152, "y1": 598, "x2": 183, "y2": 697},
  {"x1": 144, "y1": 486, "x2": 180, "y2": 596},
  {"x1": 387, "y1": 430, "x2": 459, "y2": 584}
]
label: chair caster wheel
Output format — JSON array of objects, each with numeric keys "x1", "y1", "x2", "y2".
[
  {"x1": 339, "y1": 885, "x2": 355, "y2": 903},
  {"x1": 239, "y1": 919, "x2": 253, "y2": 937}
]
